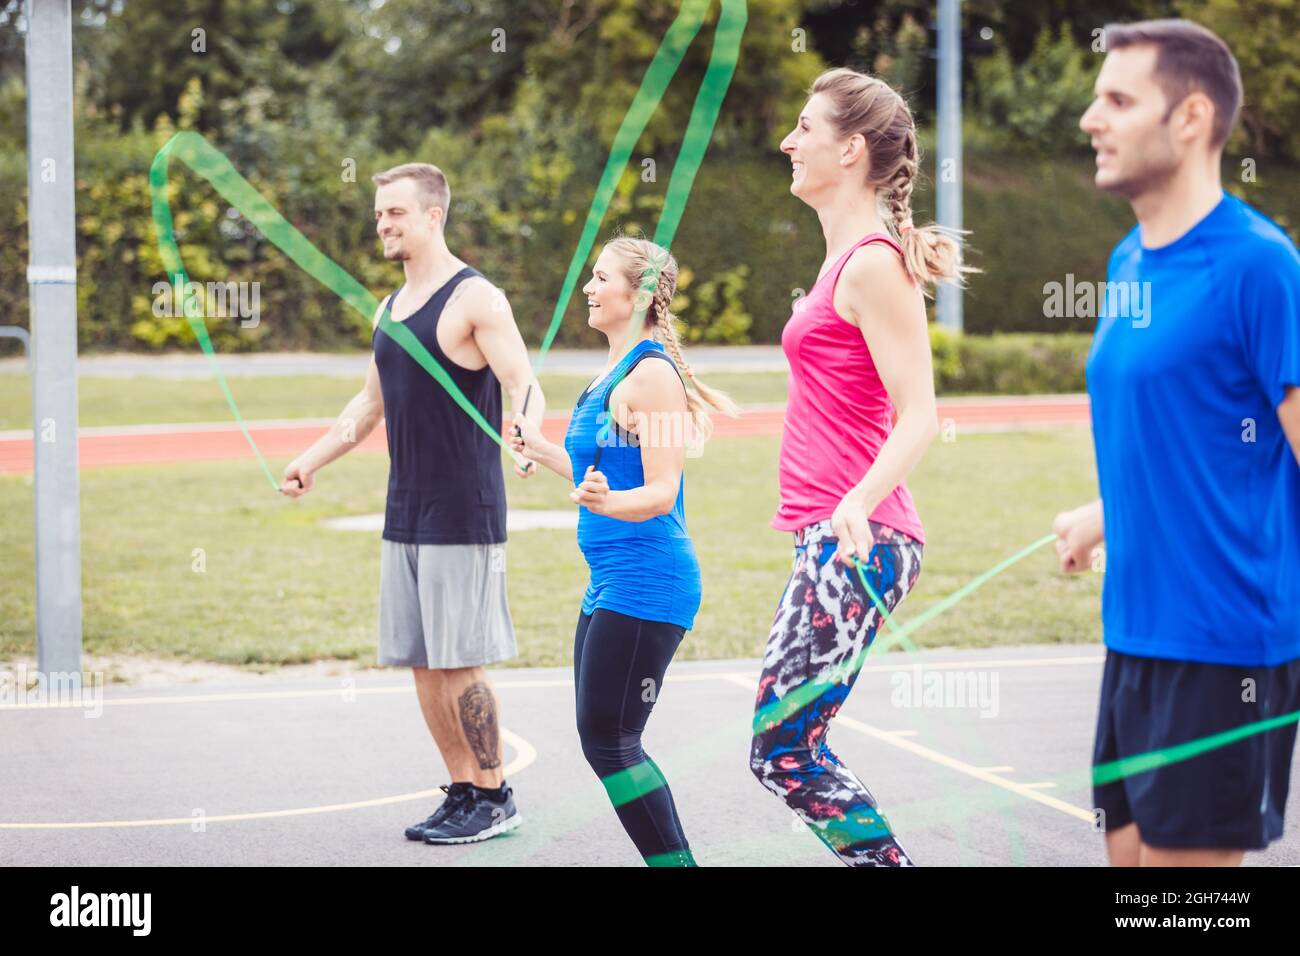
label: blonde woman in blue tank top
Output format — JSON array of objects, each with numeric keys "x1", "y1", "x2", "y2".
[{"x1": 510, "y1": 237, "x2": 739, "y2": 866}]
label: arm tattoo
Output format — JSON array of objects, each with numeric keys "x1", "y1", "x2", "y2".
[{"x1": 458, "y1": 681, "x2": 502, "y2": 770}]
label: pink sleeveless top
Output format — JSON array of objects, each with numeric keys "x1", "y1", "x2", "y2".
[{"x1": 772, "y1": 232, "x2": 925, "y2": 543}]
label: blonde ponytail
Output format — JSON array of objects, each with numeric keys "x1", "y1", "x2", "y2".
[{"x1": 811, "y1": 67, "x2": 978, "y2": 295}]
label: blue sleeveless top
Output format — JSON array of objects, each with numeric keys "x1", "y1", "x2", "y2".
[
  {"x1": 563, "y1": 339, "x2": 702, "y2": 630},
  {"x1": 372, "y1": 267, "x2": 506, "y2": 545}
]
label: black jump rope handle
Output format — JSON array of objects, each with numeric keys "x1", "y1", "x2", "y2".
[
  {"x1": 511, "y1": 384, "x2": 537, "y2": 475},
  {"x1": 290, "y1": 388, "x2": 539, "y2": 491},
  {"x1": 287, "y1": 385, "x2": 540, "y2": 492}
]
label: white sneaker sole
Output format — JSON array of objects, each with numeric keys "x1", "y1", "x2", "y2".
[{"x1": 423, "y1": 811, "x2": 523, "y2": 845}]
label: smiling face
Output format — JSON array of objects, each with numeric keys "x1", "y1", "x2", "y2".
[
  {"x1": 374, "y1": 178, "x2": 442, "y2": 261},
  {"x1": 1080, "y1": 45, "x2": 1183, "y2": 199},
  {"x1": 581, "y1": 246, "x2": 651, "y2": 334},
  {"x1": 780, "y1": 93, "x2": 850, "y2": 202}
]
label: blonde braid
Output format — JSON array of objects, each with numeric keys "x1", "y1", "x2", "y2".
[
  {"x1": 604, "y1": 235, "x2": 742, "y2": 452},
  {"x1": 652, "y1": 281, "x2": 691, "y2": 379},
  {"x1": 652, "y1": 278, "x2": 715, "y2": 443},
  {"x1": 886, "y1": 133, "x2": 918, "y2": 237}
]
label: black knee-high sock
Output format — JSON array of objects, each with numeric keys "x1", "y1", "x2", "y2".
[{"x1": 574, "y1": 608, "x2": 693, "y2": 863}]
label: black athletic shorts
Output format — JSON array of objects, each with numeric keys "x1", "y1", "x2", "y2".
[{"x1": 1092, "y1": 648, "x2": 1300, "y2": 850}]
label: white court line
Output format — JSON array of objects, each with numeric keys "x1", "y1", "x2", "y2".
[
  {"x1": 716, "y1": 674, "x2": 1093, "y2": 824},
  {"x1": 0, "y1": 679, "x2": 569, "y2": 711},
  {"x1": 0, "y1": 668, "x2": 780, "y2": 712},
  {"x1": 0, "y1": 411, "x2": 574, "y2": 441},
  {"x1": 0, "y1": 395, "x2": 1091, "y2": 442},
  {"x1": 853, "y1": 655, "x2": 1104, "y2": 674},
  {"x1": 0, "y1": 655, "x2": 1104, "y2": 712}
]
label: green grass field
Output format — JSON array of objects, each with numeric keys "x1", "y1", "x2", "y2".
[
  {"x1": 0, "y1": 371, "x2": 791, "y2": 431},
  {"x1": 0, "y1": 427, "x2": 1103, "y2": 667}
]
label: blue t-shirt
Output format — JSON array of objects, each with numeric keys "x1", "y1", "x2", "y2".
[
  {"x1": 1087, "y1": 193, "x2": 1300, "y2": 666},
  {"x1": 563, "y1": 339, "x2": 702, "y2": 630}
]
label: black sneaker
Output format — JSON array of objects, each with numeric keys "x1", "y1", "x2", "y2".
[
  {"x1": 404, "y1": 783, "x2": 473, "y2": 841},
  {"x1": 423, "y1": 785, "x2": 522, "y2": 844}
]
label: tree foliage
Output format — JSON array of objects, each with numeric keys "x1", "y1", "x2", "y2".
[{"x1": 0, "y1": 0, "x2": 1296, "y2": 355}]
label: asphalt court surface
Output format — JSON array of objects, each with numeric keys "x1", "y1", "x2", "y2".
[{"x1": 3, "y1": 645, "x2": 1297, "y2": 866}]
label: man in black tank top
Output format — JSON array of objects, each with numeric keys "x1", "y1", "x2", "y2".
[{"x1": 280, "y1": 163, "x2": 545, "y2": 846}]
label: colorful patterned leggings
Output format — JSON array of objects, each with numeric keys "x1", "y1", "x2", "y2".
[{"x1": 749, "y1": 518, "x2": 924, "y2": 867}]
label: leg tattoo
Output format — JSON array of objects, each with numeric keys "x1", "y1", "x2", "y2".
[{"x1": 458, "y1": 681, "x2": 501, "y2": 770}]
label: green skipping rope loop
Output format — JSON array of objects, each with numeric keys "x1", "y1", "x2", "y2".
[
  {"x1": 751, "y1": 534, "x2": 1062, "y2": 734},
  {"x1": 849, "y1": 537, "x2": 1300, "y2": 788},
  {"x1": 774, "y1": 530, "x2": 1300, "y2": 792},
  {"x1": 533, "y1": 0, "x2": 746, "y2": 373},
  {"x1": 1091, "y1": 707, "x2": 1300, "y2": 786},
  {"x1": 149, "y1": 132, "x2": 512, "y2": 491},
  {"x1": 149, "y1": 0, "x2": 1292, "y2": 826},
  {"x1": 149, "y1": 1, "x2": 746, "y2": 492},
  {"x1": 595, "y1": 533, "x2": 1061, "y2": 819}
]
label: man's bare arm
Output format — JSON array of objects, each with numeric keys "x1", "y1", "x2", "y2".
[
  {"x1": 468, "y1": 280, "x2": 543, "y2": 421},
  {"x1": 465, "y1": 280, "x2": 545, "y2": 475},
  {"x1": 281, "y1": 304, "x2": 386, "y2": 496}
]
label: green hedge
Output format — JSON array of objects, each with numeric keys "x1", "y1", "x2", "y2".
[
  {"x1": 2, "y1": 119, "x2": 1296, "y2": 356},
  {"x1": 932, "y1": 329, "x2": 1091, "y2": 395}
]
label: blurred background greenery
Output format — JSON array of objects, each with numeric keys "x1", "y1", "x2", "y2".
[{"x1": 1, "y1": 0, "x2": 1296, "y2": 358}]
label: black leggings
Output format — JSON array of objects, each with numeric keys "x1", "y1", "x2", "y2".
[{"x1": 574, "y1": 607, "x2": 694, "y2": 866}]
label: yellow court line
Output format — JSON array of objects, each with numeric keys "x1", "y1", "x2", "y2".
[
  {"x1": 717, "y1": 674, "x2": 1093, "y2": 824},
  {"x1": 2, "y1": 658, "x2": 1102, "y2": 829},
  {"x1": 0, "y1": 729, "x2": 536, "y2": 830},
  {"x1": 824, "y1": 714, "x2": 1091, "y2": 822}
]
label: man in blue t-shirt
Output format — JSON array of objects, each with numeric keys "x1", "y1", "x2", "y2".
[{"x1": 1054, "y1": 19, "x2": 1300, "y2": 866}]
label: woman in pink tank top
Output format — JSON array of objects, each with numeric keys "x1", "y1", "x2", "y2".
[{"x1": 748, "y1": 67, "x2": 971, "y2": 867}]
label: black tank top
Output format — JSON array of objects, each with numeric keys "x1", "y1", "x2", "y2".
[{"x1": 372, "y1": 266, "x2": 506, "y2": 544}]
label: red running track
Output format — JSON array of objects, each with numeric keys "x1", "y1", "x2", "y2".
[{"x1": 0, "y1": 397, "x2": 1090, "y2": 474}]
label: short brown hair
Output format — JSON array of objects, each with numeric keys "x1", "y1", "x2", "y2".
[
  {"x1": 371, "y1": 163, "x2": 451, "y2": 222},
  {"x1": 1104, "y1": 19, "x2": 1242, "y2": 148}
]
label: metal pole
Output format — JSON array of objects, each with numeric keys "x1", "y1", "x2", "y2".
[
  {"x1": 26, "y1": 0, "x2": 83, "y2": 680},
  {"x1": 936, "y1": 0, "x2": 963, "y2": 333}
]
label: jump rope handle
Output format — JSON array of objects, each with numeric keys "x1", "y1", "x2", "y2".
[{"x1": 511, "y1": 384, "x2": 537, "y2": 475}]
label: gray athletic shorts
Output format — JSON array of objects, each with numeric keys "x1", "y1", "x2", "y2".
[{"x1": 378, "y1": 539, "x2": 518, "y2": 669}]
